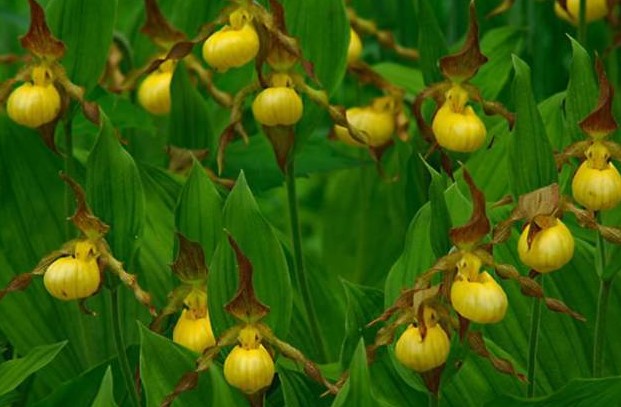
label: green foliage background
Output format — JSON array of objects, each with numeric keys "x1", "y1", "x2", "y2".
[{"x1": 1, "y1": 0, "x2": 621, "y2": 406}]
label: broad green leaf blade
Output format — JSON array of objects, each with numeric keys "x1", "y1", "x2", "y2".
[
  {"x1": 139, "y1": 324, "x2": 244, "y2": 406},
  {"x1": 332, "y1": 339, "x2": 390, "y2": 407},
  {"x1": 415, "y1": 0, "x2": 447, "y2": 85},
  {"x1": 278, "y1": 363, "x2": 333, "y2": 407},
  {"x1": 282, "y1": 0, "x2": 349, "y2": 94},
  {"x1": 168, "y1": 0, "x2": 221, "y2": 37},
  {"x1": 31, "y1": 362, "x2": 111, "y2": 407},
  {"x1": 485, "y1": 376, "x2": 621, "y2": 406},
  {"x1": 90, "y1": 366, "x2": 117, "y2": 407},
  {"x1": 428, "y1": 171, "x2": 451, "y2": 258},
  {"x1": 508, "y1": 56, "x2": 557, "y2": 197},
  {"x1": 565, "y1": 36, "x2": 598, "y2": 142},
  {"x1": 340, "y1": 281, "x2": 383, "y2": 367},
  {"x1": 208, "y1": 172, "x2": 292, "y2": 337},
  {"x1": 169, "y1": 63, "x2": 213, "y2": 150},
  {"x1": 46, "y1": 0, "x2": 118, "y2": 93},
  {"x1": 137, "y1": 164, "x2": 181, "y2": 305},
  {"x1": 471, "y1": 26, "x2": 525, "y2": 101},
  {"x1": 0, "y1": 341, "x2": 66, "y2": 396},
  {"x1": 86, "y1": 113, "x2": 145, "y2": 263},
  {"x1": 175, "y1": 160, "x2": 223, "y2": 263},
  {"x1": 371, "y1": 63, "x2": 425, "y2": 96}
]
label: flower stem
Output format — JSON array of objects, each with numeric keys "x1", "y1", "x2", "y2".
[
  {"x1": 593, "y1": 217, "x2": 611, "y2": 377},
  {"x1": 578, "y1": 0, "x2": 587, "y2": 44},
  {"x1": 285, "y1": 159, "x2": 327, "y2": 360},
  {"x1": 63, "y1": 118, "x2": 75, "y2": 240},
  {"x1": 593, "y1": 278, "x2": 611, "y2": 377},
  {"x1": 428, "y1": 392, "x2": 439, "y2": 407},
  {"x1": 527, "y1": 275, "x2": 543, "y2": 397},
  {"x1": 109, "y1": 288, "x2": 140, "y2": 407}
]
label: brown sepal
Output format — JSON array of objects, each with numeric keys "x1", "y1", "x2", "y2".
[
  {"x1": 579, "y1": 57, "x2": 618, "y2": 138},
  {"x1": 38, "y1": 119, "x2": 60, "y2": 154},
  {"x1": 161, "y1": 372, "x2": 200, "y2": 407},
  {"x1": 21, "y1": 0, "x2": 65, "y2": 59},
  {"x1": 78, "y1": 297, "x2": 97, "y2": 317},
  {"x1": 141, "y1": 0, "x2": 186, "y2": 45},
  {"x1": 517, "y1": 183, "x2": 561, "y2": 222},
  {"x1": 466, "y1": 331, "x2": 526, "y2": 381},
  {"x1": 60, "y1": 173, "x2": 110, "y2": 239},
  {"x1": 171, "y1": 233, "x2": 209, "y2": 283},
  {"x1": 449, "y1": 169, "x2": 490, "y2": 247},
  {"x1": 544, "y1": 298, "x2": 586, "y2": 321},
  {"x1": 439, "y1": 1, "x2": 488, "y2": 82},
  {"x1": 0, "y1": 273, "x2": 35, "y2": 301},
  {"x1": 268, "y1": 0, "x2": 288, "y2": 34},
  {"x1": 82, "y1": 101, "x2": 101, "y2": 126},
  {"x1": 224, "y1": 232, "x2": 270, "y2": 322},
  {"x1": 166, "y1": 146, "x2": 209, "y2": 175},
  {"x1": 263, "y1": 125, "x2": 295, "y2": 174}
]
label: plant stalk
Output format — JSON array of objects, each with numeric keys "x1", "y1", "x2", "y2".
[
  {"x1": 593, "y1": 217, "x2": 611, "y2": 377},
  {"x1": 63, "y1": 118, "x2": 75, "y2": 240},
  {"x1": 285, "y1": 160, "x2": 327, "y2": 360},
  {"x1": 428, "y1": 392, "x2": 439, "y2": 407},
  {"x1": 109, "y1": 288, "x2": 140, "y2": 407},
  {"x1": 527, "y1": 275, "x2": 543, "y2": 397},
  {"x1": 578, "y1": 0, "x2": 587, "y2": 44}
]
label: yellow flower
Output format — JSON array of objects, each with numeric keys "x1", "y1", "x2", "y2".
[
  {"x1": 252, "y1": 73, "x2": 303, "y2": 126},
  {"x1": 333, "y1": 96, "x2": 395, "y2": 147},
  {"x1": 450, "y1": 252, "x2": 508, "y2": 324},
  {"x1": 554, "y1": 0, "x2": 608, "y2": 25},
  {"x1": 432, "y1": 84, "x2": 486, "y2": 153},
  {"x1": 394, "y1": 307, "x2": 450, "y2": 372},
  {"x1": 172, "y1": 288, "x2": 215, "y2": 353},
  {"x1": 572, "y1": 142, "x2": 621, "y2": 211},
  {"x1": 518, "y1": 219, "x2": 575, "y2": 273},
  {"x1": 223, "y1": 325, "x2": 275, "y2": 394},
  {"x1": 347, "y1": 28, "x2": 362, "y2": 65},
  {"x1": 137, "y1": 60, "x2": 174, "y2": 115},
  {"x1": 7, "y1": 66, "x2": 61, "y2": 128},
  {"x1": 43, "y1": 240, "x2": 101, "y2": 300},
  {"x1": 202, "y1": 9, "x2": 260, "y2": 72}
]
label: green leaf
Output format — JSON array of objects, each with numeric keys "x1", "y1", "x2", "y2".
[
  {"x1": 278, "y1": 363, "x2": 333, "y2": 407},
  {"x1": 340, "y1": 281, "x2": 384, "y2": 367},
  {"x1": 508, "y1": 56, "x2": 557, "y2": 197},
  {"x1": 428, "y1": 168, "x2": 451, "y2": 258},
  {"x1": 282, "y1": 0, "x2": 349, "y2": 94},
  {"x1": 0, "y1": 341, "x2": 66, "y2": 397},
  {"x1": 485, "y1": 376, "x2": 621, "y2": 406},
  {"x1": 86, "y1": 113, "x2": 145, "y2": 263},
  {"x1": 46, "y1": 0, "x2": 118, "y2": 93},
  {"x1": 415, "y1": 0, "x2": 448, "y2": 85},
  {"x1": 332, "y1": 339, "x2": 390, "y2": 407},
  {"x1": 139, "y1": 324, "x2": 244, "y2": 406},
  {"x1": 175, "y1": 160, "x2": 223, "y2": 263},
  {"x1": 169, "y1": 62, "x2": 213, "y2": 150},
  {"x1": 565, "y1": 36, "x2": 598, "y2": 142},
  {"x1": 137, "y1": 164, "x2": 181, "y2": 305},
  {"x1": 31, "y1": 362, "x2": 111, "y2": 407},
  {"x1": 371, "y1": 63, "x2": 425, "y2": 95},
  {"x1": 472, "y1": 26, "x2": 525, "y2": 100},
  {"x1": 90, "y1": 367, "x2": 117, "y2": 407},
  {"x1": 208, "y1": 172, "x2": 292, "y2": 337}
]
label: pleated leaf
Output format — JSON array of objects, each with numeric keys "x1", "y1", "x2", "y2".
[
  {"x1": 46, "y1": 0, "x2": 117, "y2": 93},
  {"x1": 0, "y1": 341, "x2": 66, "y2": 396},
  {"x1": 175, "y1": 160, "x2": 223, "y2": 264},
  {"x1": 508, "y1": 56, "x2": 557, "y2": 197},
  {"x1": 86, "y1": 113, "x2": 145, "y2": 263},
  {"x1": 208, "y1": 172, "x2": 292, "y2": 337}
]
